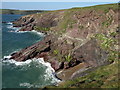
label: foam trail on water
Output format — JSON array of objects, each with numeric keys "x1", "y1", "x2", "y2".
[
  {"x1": 6, "y1": 22, "x2": 12, "y2": 25},
  {"x1": 16, "y1": 30, "x2": 45, "y2": 36},
  {"x1": 19, "y1": 82, "x2": 34, "y2": 88},
  {"x1": 2, "y1": 57, "x2": 61, "y2": 88},
  {"x1": 32, "y1": 30, "x2": 45, "y2": 36},
  {"x1": 3, "y1": 59, "x2": 32, "y2": 66},
  {"x1": 6, "y1": 22, "x2": 45, "y2": 36},
  {"x1": 6, "y1": 25, "x2": 13, "y2": 29}
]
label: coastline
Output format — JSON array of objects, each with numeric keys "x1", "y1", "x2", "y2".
[
  {"x1": 2, "y1": 55, "x2": 61, "y2": 88},
  {"x1": 3, "y1": 22, "x2": 62, "y2": 86},
  {"x1": 8, "y1": 22, "x2": 64, "y2": 83},
  {"x1": 6, "y1": 22, "x2": 46, "y2": 36},
  {"x1": 4, "y1": 3, "x2": 119, "y2": 88}
]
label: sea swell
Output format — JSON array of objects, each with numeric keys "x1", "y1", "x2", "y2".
[
  {"x1": 3, "y1": 22, "x2": 60, "y2": 88},
  {"x1": 3, "y1": 19, "x2": 61, "y2": 88},
  {"x1": 2, "y1": 57, "x2": 61, "y2": 88}
]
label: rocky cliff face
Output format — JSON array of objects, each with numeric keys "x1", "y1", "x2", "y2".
[{"x1": 10, "y1": 4, "x2": 119, "y2": 80}]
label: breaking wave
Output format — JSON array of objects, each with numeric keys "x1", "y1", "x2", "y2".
[
  {"x1": 2, "y1": 57, "x2": 61, "y2": 88},
  {"x1": 6, "y1": 22, "x2": 45, "y2": 36},
  {"x1": 17, "y1": 30, "x2": 45, "y2": 36},
  {"x1": 6, "y1": 22, "x2": 21, "y2": 31},
  {"x1": 6, "y1": 22, "x2": 12, "y2": 25}
]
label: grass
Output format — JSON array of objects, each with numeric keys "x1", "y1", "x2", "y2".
[
  {"x1": 52, "y1": 49, "x2": 63, "y2": 62},
  {"x1": 56, "y1": 3, "x2": 118, "y2": 35},
  {"x1": 58, "y1": 10, "x2": 77, "y2": 32},
  {"x1": 3, "y1": 3, "x2": 118, "y2": 88},
  {"x1": 34, "y1": 26, "x2": 50, "y2": 31},
  {"x1": 56, "y1": 31, "x2": 119, "y2": 88},
  {"x1": 53, "y1": 49, "x2": 59, "y2": 55},
  {"x1": 43, "y1": 3, "x2": 119, "y2": 89},
  {"x1": 64, "y1": 54, "x2": 72, "y2": 62},
  {"x1": 47, "y1": 30, "x2": 119, "y2": 88},
  {"x1": 94, "y1": 33, "x2": 117, "y2": 50},
  {"x1": 110, "y1": 32, "x2": 118, "y2": 37},
  {"x1": 102, "y1": 15, "x2": 113, "y2": 28},
  {"x1": 95, "y1": 32, "x2": 118, "y2": 63},
  {"x1": 67, "y1": 3, "x2": 118, "y2": 13},
  {"x1": 37, "y1": 4, "x2": 118, "y2": 88},
  {"x1": 57, "y1": 59, "x2": 119, "y2": 88},
  {"x1": 1, "y1": 9, "x2": 45, "y2": 15}
]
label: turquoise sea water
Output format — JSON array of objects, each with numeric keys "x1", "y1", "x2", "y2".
[
  {"x1": 2, "y1": 14, "x2": 44, "y2": 57},
  {"x1": 2, "y1": 14, "x2": 59, "y2": 88}
]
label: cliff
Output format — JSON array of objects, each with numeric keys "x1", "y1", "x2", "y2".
[{"x1": 10, "y1": 3, "x2": 119, "y2": 88}]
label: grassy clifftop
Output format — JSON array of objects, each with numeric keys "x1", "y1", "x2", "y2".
[{"x1": 0, "y1": 9, "x2": 45, "y2": 15}]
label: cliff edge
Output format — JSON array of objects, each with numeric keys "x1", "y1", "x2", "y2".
[{"x1": 10, "y1": 3, "x2": 119, "y2": 88}]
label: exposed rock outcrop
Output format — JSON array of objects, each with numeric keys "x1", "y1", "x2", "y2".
[{"x1": 10, "y1": 3, "x2": 119, "y2": 80}]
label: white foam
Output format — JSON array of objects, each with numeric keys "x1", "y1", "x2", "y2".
[
  {"x1": 17, "y1": 30, "x2": 45, "y2": 36},
  {"x1": 32, "y1": 30, "x2": 45, "y2": 36},
  {"x1": 3, "y1": 49, "x2": 21, "y2": 60},
  {"x1": 15, "y1": 31, "x2": 30, "y2": 33},
  {"x1": 7, "y1": 22, "x2": 12, "y2": 25},
  {"x1": 6, "y1": 22, "x2": 21, "y2": 31},
  {"x1": 2, "y1": 59, "x2": 32, "y2": 66},
  {"x1": 6, "y1": 22, "x2": 45, "y2": 36},
  {"x1": 3, "y1": 55, "x2": 12, "y2": 59},
  {"x1": 7, "y1": 25, "x2": 21, "y2": 31},
  {"x1": 7, "y1": 25, "x2": 13, "y2": 29},
  {"x1": 20, "y1": 82, "x2": 33, "y2": 88},
  {"x1": 18, "y1": 58, "x2": 61, "y2": 88},
  {"x1": 2, "y1": 57, "x2": 61, "y2": 87},
  {"x1": 36, "y1": 58, "x2": 61, "y2": 83}
]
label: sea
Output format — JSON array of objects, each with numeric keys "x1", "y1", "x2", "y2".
[{"x1": 1, "y1": 14, "x2": 60, "y2": 88}]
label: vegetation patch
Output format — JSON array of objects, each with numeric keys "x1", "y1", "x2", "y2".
[
  {"x1": 64, "y1": 54, "x2": 72, "y2": 62},
  {"x1": 94, "y1": 33, "x2": 118, "y2": 63},
  {"x1": 34, "y1": 26, "x2": 50, "y2": 31},
  {"x1": 57, "y1": 59, "x2": 119, "y2": 88},
  {"x1": 104, "y1": 9, "x2": 109, "y2": 14},
  {"x1": 58, "y1": 10, "x2": 76, "y2": 31},
  {"x1": 102, "y1": 15, "x2": 113, "y2": 28},
  {"x1": 55, "y1": 31, "x2": 119, "y2": 88},
  {"x1": 53, "y1": 49, "x2": 59, "y2": 55},
  {"x1": 1, "y1": 9, "x2": 45, "y2": 15},
  {"x1": 95, "y1": 33, "x2": 116, "y2": 50}
]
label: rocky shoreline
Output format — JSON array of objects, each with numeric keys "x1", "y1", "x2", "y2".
[{"x1": 9, "y1": 3, "x2": 119, "y2": 81}]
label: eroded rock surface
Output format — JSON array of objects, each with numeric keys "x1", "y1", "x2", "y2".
[{"x1": 10, "y1": 4, "x2": 118, "y2": 80}]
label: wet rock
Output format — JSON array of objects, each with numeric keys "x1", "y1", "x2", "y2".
[
  {"x1": 11, "y1": 52, "x2": 17, "y2": 56},
  {"x1": 2, "y1": 21, "x2": 7, "y2": 23}
]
